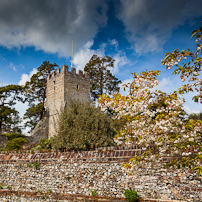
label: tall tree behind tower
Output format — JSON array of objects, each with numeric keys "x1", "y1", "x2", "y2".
[
  {"x1": 24, "y1": 61, "x2": 58, "y2": 132},
  {"x1": 84, "y1": 55, "x2": 121, "y2": 101}
]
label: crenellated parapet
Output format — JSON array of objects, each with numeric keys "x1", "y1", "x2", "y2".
[{"x1": 47, "y1": 65, "x2": 89, "y2": 81}]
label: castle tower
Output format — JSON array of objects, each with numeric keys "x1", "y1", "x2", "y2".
[{"x1": 46, "y1": 65, "x2": 90, "y2": 138}]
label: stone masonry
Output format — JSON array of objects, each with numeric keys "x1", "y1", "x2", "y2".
[
  {"x1": 32, "y1": 65, "x2": 90, "y2": 140},
  {"x1": 0, "y1": 146, "x2": 201, "y2": 202}
]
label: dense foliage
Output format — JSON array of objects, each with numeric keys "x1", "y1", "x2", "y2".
[
  {"x1": 0, "y1": 84, "x2": 23, "y2": 133},
  {"x1": 99, "y1": 70, "x2": 202, "y2": 175},
  {"x1": 52, "y1": 102, "x2": 117, "y2": 150},
  {"x1": 188, "y1": 112, "x2": 202, "y2": 121},
  {"x1": 99, "y1": 24, "x2": 202, "y2": 176},
  {"x1": 84, "y1": 55, "x2": 121, "y2": 101},
  {"x1": 24, "y1": 61, "x2": 58, "y2": 132},
  {"x1": 32, "y1": 138, "x2": 52, "y2": 150},
  {"x1": 161, "y1": 24, "x2": 202, "y2": 103},
  {"x1": 5, "y1": 132, "x2": 27, "y2": 150},
  {"x1": 124, "y1": 189, "x2": 139, "y2": 202}
]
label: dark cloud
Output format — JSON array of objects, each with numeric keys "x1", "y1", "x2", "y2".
[
  {"x1": 117, "y1": 0, "x2": 202, "y2": 54},
  {"x1": 0, "y1": 0, "x2": 108, "y2": 57}
]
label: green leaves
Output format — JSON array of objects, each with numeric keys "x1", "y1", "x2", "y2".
[
  {"x1": 191, "y1": 29, "x2": 199, "y2": 38},
  {"x1": 6, "y1": 137, "x2": 27, "y2": 151},
  {"x1": 24, "y1": 61, "x2": 58, "y2": 132},
  {"x1": 0, "y1": 84, "x2": 23, "y2": 134},
  {"x1": 84, "y1": 55, "x2": 121, "y2": 101},
  {"x1": 52, "y1": 101, "x2": 117, "y2": 150},
  {"x1": 162, "y1": 23, "x2": 202, "y2": 104}
]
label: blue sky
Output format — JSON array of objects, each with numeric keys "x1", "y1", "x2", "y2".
[{"x1": 0, "y1": 0, "x2": 202, "y2": 125}]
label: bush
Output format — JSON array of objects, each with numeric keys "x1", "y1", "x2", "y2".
[
  {"x1": 6, "y1": 137, "x2": 27, "y2": 151},
  {"x1": 33, "y1": 162, "x2": 40, "y2": 169},
  {"x1": 5, "y1": 132, "x2": 24, "y2": 140},
  {"x1": 32, "y1": 139, "x2": 52, "y2": 150},
  {"x1": 52, "y1": 102, "x2": 117, "y2": 150},
  {"x1": 124, "y1": 189, "x2": 139, "y2": 202}
]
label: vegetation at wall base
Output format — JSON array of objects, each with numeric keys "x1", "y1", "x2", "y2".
[
  {"x1": 33, "y1": 162, "x2": 40, "y2": 170},
  {"x1": 52, "y1": 101, "x2": 117, "y2": 150},
  {"x1": 6, "y1": 137, "x2": 27, "y2": 151},
  {"x1": 124, "y1": 189, "x2": 139, "y2": 202},
  {"x1": 5, "y1": 132, "x2": 27, "y2": 151},
  {"x1": 31, "y1": 138, "x2": 52, "y2": 150},
  {"x1": 90, "y1": 189, "x2": 97, "y2": 197}
]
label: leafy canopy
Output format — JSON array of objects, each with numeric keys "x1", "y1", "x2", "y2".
[
  {"x1": 24, "y1": 61, "x2": 58, "y2": 132},
  {"x1": 100, "y1": 24, "x2": 202, "y2": 176},
  {"x1": 84, "y1": 55, "x2": 121, "y2": 101},
  {"x1": 0, "y1": 84, "x2": 23, "y2": 133},
  {"x1": 99, "y1": 69, "x2": 202, "y2": 176},
  {"x1": 52, "y1": 101, "x2": 117, "y2": 150},
  {"x1": 161, "y1": 24, "x2": 202, "y2": 103}
]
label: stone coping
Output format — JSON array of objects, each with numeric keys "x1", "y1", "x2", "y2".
[{"x1": 0, "y1": 148, "x2": 177, "y2": 164}]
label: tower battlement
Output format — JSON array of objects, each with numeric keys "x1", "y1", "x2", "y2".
[{"x1": 47, "y1": 66, "x2": 89, "y2": 81}]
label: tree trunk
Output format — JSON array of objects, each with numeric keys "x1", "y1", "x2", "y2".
[
  {"x1": 39, "y1": 86, "x2": 46, "y2": 120},
  {"x1": 0, "y1": 120, "x2": 2, "y2": 134},
  {"x1": 100, "y1": 63, "x2": 104, "y2": 95}
]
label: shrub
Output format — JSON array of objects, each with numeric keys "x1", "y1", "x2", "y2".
[
  {"x1": 90, "y1": 189, "x2": 97, "y2": 196},
  {"x1": 6, "y1": 137, "x2": 27, "y2": 151},
  {"x1": 33, "y1": 162, "x2": 40, "y2": 170},
  {"x1": 52, "y1": 102, "x2": 117, "y2": 150},
  {"x1": 5, "y1": 132, "x2": 24, "y2": 140},
  {"x1": 124, "y1": 189, "x2": 138, "y2": 202},
  {"x1": 6, "y1": 185, "x2": 11, "y2": 190},
  {"x1": 32, "y1": 139, "x2": 52, "y2": 150}
]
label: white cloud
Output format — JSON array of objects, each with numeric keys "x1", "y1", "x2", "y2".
[
  {"x1": 152, "y1": 77, "x2": 174, "y2": 93},
  {"x1": 0, "y1": 0, "x2": 108, "y2": 58},
  {"x1": 184, "y1": 105, "x2": 200, "y2": 114},
  {"x1": 18, "y1": 68, "x2": 37, "y2": 86},
  {"x1": 9, "y1": 62, "x2": 17, "y2": 71},
  {"x1": 117, "y1": 0, "x2": 202, "y2": 54},
  {"x1": 113, "y1": 51, "x2": 131, "y2": 74},
  {"x1": 73, "y1": 39, "x2": 131, "y2": 75},
  {"x1": 109, "y1": 39, "x2": 119, "y2": 50},
  {"x1": 73, "y1": 40, "x2": 105, "y2": 71}
]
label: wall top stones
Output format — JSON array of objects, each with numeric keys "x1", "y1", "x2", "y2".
[{"x1": 0, "y1": 147, "x2": 143, "y2": 164}]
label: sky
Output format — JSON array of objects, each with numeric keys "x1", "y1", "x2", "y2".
[{"x1": 0, "y1": 0, "x2": 202, "y2": 132}]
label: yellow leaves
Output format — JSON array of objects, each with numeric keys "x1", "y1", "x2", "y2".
[
  {"x1": 191, "y1": 29, "x2": 199, "y2": 38},
  {"x1": 193, "y1": 166, "x2": 202, "y2": 176}
]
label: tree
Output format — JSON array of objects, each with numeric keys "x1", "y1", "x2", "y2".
[
  {"x1": 99, "y1": 70, "x2": 202, "y2": 176},
  {"x1": 84, "y1": 55, "x2": 121, "y2": 101},
  {"x1": 7, "y1": 137, "x2": 27, "y2": 151},
  {"x1": 188, "y1": 112, "x2": 202, "y2": 121},
  {"x1": 24, "y1": 61, "x2": 58, "y2": 132},
  {"x1": 52, "y1": 101, "x2": 117, "y2": 150},
  {"x1": 0, "y1": 85, "x2": 23, "y2": 133},
  {"x1": 161, "y1": 24, "x2": 202, "y2": 103}
]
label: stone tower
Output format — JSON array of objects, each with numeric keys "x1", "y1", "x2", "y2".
[
  {"x1": 31, "y1": 65, "x2": 90, "y2": 141},
  {"x1": 46, "y1": 65, "x2": 90, "y2": 138}
]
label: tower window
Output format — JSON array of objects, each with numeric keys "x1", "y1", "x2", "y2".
[
  {"x1": 53, "y1": 81, "x2": 56, "y2": 90},
  {"x1": 76, "y1": 85, "x2": 79, "y2": 90}
]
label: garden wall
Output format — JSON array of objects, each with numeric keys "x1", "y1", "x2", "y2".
[{"x1": 0, "y1": 146, "x2": 201, "y2": 202}]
